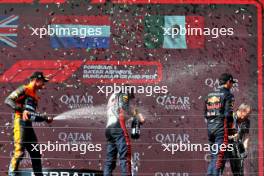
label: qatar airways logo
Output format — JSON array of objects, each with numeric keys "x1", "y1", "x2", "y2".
[
  {"x1": 155, "y1": 133, "x2": 191, "y2": 144},
  {"x1": 59, "y1": 93, "x2": 94, "y2": 109},
  {"x1": 58, "y1": 132, "x2": 93, "y2": 144},
  {"x1": 205, "y1": 78, "x2": 239, "y2": 92},
  {"x1": 156, "y1": 95, "x2": 191, "y2": 110}
]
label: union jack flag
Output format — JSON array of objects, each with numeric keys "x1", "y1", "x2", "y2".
[{"x1": 0, "y1": 15, "x2": 18, "y2": 48}]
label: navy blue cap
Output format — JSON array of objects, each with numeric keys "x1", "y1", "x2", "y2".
[{"x1": 219, "y1": 73, "x2": 237, "y2": 85}]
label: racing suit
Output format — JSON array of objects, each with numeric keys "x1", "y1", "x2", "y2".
[
  {"x1": 103, "y1": 92, "x2": 132, "y2": 176},
  {"x1": 228, "y1": 114, "x2": 250, "y2": 176},
  {"x1": 205, "y1": 86, "x2": 234, "y2": 176},
  {"x1": 5, "y1": 83, "x2": 48, "y2": 176}
]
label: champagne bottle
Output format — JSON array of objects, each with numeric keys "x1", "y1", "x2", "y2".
[{"x1": 131, "y1": 117, "x2": 140, "y2": 139}]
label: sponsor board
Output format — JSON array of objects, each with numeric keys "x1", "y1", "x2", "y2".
[{"x1": 0, "y1": 2, "x2": 261, "y2": 176}]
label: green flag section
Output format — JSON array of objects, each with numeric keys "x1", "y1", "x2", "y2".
[{"x1": 144, "y1": 16, "x2": 205, "y2": 49}]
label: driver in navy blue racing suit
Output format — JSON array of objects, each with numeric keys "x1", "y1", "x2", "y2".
[{"x1": 205, "y1": 73, "x2": 236, "y2": 176}]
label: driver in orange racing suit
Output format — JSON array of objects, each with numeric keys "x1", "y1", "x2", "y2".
[{"x1": 5, "y1": 71, "x2": 53, "y2": 176}]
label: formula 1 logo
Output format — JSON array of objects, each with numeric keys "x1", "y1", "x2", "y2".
[
  {"x1": 0, "y1": 60, "x2": 162, "y2": 84},
  {"x1": 0, "y1": 60, "x2": 82, "y2": 83}
]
